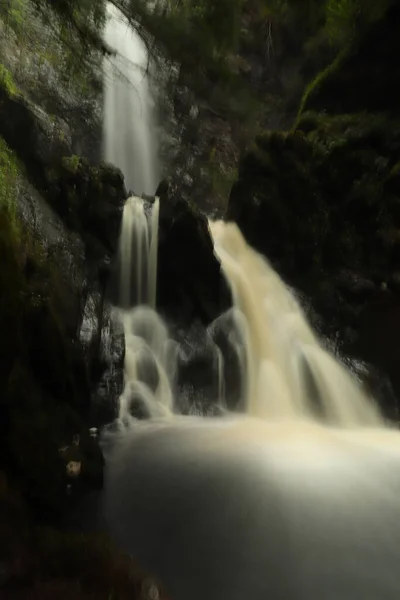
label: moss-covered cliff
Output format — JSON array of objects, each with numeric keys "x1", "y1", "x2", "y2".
[
  {"x1": 227, "y1": 2, "x2": 400, "y2": 416},
  {"x1": 0, "y1": 26, "x2": 133, "y2": 597}
]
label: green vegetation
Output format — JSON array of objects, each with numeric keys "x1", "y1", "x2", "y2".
[
  {"x1": 0, "y1": 0, "x2": 105, "y2": 136},
  {"x1": 62, "y1": 154, "x2": 83, "y2": 173},
  {"x1": 0, "y1": 136, "x2": 19, "y2": 218},
  {"x1": 0, "y1": 63, "x2": 17, "y2": 95},
  {"x1": 0, "y1": 0, "x2": 106, "y2": 64},
  {"x1": 297, "y1": 49, "x2": 346, "y2": 119},
  {"x1": 325, "y1": 0, "x2": 393, "y2": 46},
  {"x1": 299, "y1": 1, "x2": 400, "y2": 116},
  {"x1": 146, "y1": 0, "x2": 393, "y2": 73},
  {"x1": 1, "y1": 0, "x2": 394, "y2": 122}
]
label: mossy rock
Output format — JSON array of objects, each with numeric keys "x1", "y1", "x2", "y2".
[{"x1": 0, "y1": 84, "x2": 126, "y2": 270}]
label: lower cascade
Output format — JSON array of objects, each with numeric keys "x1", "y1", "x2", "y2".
[
  {"x1": 102, "y1": 195, "x2": 400, "y2": 600},
  {"x1": 109, "y1": 195, "x2": 382, "y2": 428}
]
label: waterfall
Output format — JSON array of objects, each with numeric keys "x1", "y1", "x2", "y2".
[
  {"x1": 103, "y1": 3, "x2": 159, "y2": 195},
  {"x1": 117, "y1": 196, "x2": 159, "y2": 309},
  {"x1": 103, "y1": 199, "x2": 400, "y2": 600},
  {"x1": 209, "y1": 220, "x2": 382, "y2": 427},
  {"x1": 101, "y1": 11, "x2": 400, "y2": 600},
  {"x1": 114, "y1": 195, "x2": 177, "y2": 422},
  {"x1": 112, "y1": 203, "x2": 382, "y2": 427}
]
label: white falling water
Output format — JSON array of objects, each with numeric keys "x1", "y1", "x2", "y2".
[
  {"x1": 103, "y1": 3, "x2": 159, "y2": 195},
  {"x1": 114, "y1": 196, "x2": 177, "y2": 423},
  {"x1": 209, "y1": 220, "x2": 382, "y2": 427},
  {"x1": 103, "y1": 195, "x2": 400, "y2": 600},
  {"x1": 118, "y1": 196, "x2": 159, "y2": 308},
  {"x1": 113, "y1": 198, "x2": 383, "y2": 428}
]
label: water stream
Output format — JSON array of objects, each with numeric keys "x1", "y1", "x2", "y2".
[{"x1": 103, "y1": 3, "x2": 159, "y2": 195}]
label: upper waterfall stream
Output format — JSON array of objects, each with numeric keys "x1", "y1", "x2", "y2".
[{"x1": 104, "y1": 4, "x2": 159, "y2": 195}]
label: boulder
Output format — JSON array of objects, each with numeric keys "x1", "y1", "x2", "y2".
[
  {"x1": 48, "y1": 157, "x2": 127, "y2": 271},
  {"x1": 156, "y1": 179, "x2": 231, "y2": 326}
]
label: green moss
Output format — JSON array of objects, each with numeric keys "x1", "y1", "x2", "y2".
[
  {"x1": 1, "y1": 0, "x2": 27, "y2": 35},
  {"x1": 297, "y1": 49, "x2": 347, "y2": 119},
  {"x1": 62, "y1": 154, "x2": 83, "y2": 173},
  {"x1": 0, "y1": 63, "x2": 18, "y2": 96},
  {"x1": 297, "y1": 4, "x2": 400, "y2": 116},
  {"x1": 0, "y1": 136, "x2": 20, "y2": 234}
]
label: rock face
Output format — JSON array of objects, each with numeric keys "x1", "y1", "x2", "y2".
[
  {"x1": 0, "y1": 80, "x2": 126, "y2": 521},
  {"x1": 0, "y1": 85, "x2": 126, "y2": 274},
  {"x1": 227, "y1": 4, "x2": 400, "y2": 417},
  {"x1": 49, "y1": 157, "x2": 126, "y2": 275},
  {"x1": 156, "y1": 179, "x2": 231, "y2": 326}
]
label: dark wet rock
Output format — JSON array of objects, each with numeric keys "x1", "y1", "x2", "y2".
[
  {"x1": 89, "y1": 308, "x2": 125, "y2": 428},
  {"x1": 355, "y1": 290, "x2": 400, "y2": 409},
  {"x1": 156, "y1": 180, "x2": 231, "y2": 326},
  {"x1": 389, "y1": 272, "x2": 400, "y2": 292},
  {"x1": 0, "y1": 91, "x2": 126, "y2": 523},
  {"x1": 362, "y1": 363, "x2": 399, "y2": 423},
  {"x1": 174, "y1": 322, "x2": 222, "y2": 412},
  {"x1": 0, "y1": 469, "x2": 166, "y2": 600},
  {"x1": 47, "y1": 157, "x2": 126, "y2": 271},
  {"x1": 336, "y1": 271, "x2": 376, "y2": 300}
]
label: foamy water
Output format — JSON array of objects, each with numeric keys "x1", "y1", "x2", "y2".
[{"x1": 104, "y1": 416, "x2": 400, "y2": 600}]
